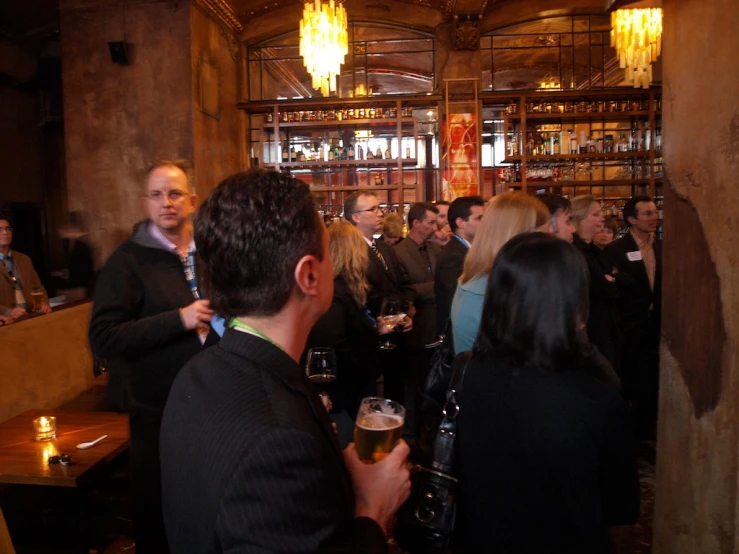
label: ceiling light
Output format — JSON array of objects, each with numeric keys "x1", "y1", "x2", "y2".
[
  {"x1": 611, "y1": 8, "x2": 663, "y2": 89},
  {"x1": 299, "y1": 0, "x2": 348, "y2": 96}
]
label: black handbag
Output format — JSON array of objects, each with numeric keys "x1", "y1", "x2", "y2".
[
  {"x1": 419, "y1": 319, "x2": 456, "y2": 416},
  {"x1": 394, "y1": 352, "x2": 470, "y2": 554}
]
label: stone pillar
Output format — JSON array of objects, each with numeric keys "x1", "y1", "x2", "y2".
[
  {"x1": 653, "y1": 1, "x2": 739, "y2": 552},
  {"x1": 60, "y1": 0, "x2": 242, "y2": 263}
]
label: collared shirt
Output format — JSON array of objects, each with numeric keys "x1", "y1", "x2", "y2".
[
  {"x1": 149, "y1": 223, "x2": 206, "y2": 343},
  {"x1": 630, "y1": 229, "x2": 656, "y2": 292},
  {"x1": 453, "y1": 233, "x2": 471, "y2": 249},
  {"x1": 0, "y1": 250, "x2": 27, "y2": 309}
]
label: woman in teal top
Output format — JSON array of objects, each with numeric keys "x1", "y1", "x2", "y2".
[{"x1": 451, "y1": 192, "x2": 550, "y2": 353}]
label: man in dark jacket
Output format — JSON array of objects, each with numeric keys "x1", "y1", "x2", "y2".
[
  {"x1": 434, "y1": 195, "x2": 484, "y2": 336},
  {"x1": 160, "y1": 170, "x2": 410, "y2": 553},
  {"x1": 88, "y1": 160, "x2": 219, "y2": 553},
  {"x1": 605, "y1": 196, "x2": 662, "y2": 441}
]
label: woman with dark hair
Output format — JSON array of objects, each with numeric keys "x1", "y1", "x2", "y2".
[{"x1": 455, "y1": 233, "x2": 639, "y2": 553}]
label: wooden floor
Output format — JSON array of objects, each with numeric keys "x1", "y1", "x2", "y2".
[{"x1": 2, "y1": 379, "x2": 656, "y2": 554}]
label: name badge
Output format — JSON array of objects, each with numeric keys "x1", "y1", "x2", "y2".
[{"x1": 626, "y1": 250, "x2": 643, "y2": 262}]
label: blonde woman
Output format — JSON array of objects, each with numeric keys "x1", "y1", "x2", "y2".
[
  {"x1": 380, "y1": 212, "x2": 405, "y2": 246},
  {"x1": 571, "y1": 196, "x2": 620, "y2": 373},
  {"x1": 450, "y1": 191, "x2": 550, "y2": 353},
  {"x1": 304, "y1": 221, "x2": 392, "y2": 416}
]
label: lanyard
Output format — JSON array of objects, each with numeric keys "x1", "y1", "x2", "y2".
[{"x1": 229, "y1": 318, "x2": 283, "y2": 351}]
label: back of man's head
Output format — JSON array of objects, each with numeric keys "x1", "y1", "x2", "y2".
[
  {"x1": 537, "y1": 193, "x2": 571, "y2": 217},
  {"x1": 448, "y1": 196, "x2": 485, "y2": 233},
  {"x1": 195, "y1": 169, "x2": 324, "y2": 318}
]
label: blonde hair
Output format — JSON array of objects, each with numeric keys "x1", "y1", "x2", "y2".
[
  {"x1": 459, "y1": 191, "x2": 550, "y2": 284},
  {"x1": 328, "y1": 220, "x2": 370, "y2": 305},
  {"x1": 570, "y1": 195, "x2": 598, "y2": 234},
  {"x1": 382, "y1": 212, "x2": 404, "y2": 240}
]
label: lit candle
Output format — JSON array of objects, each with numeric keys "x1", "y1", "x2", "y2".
[{"x1": 33, "y1": 416, "x2": 57, "y2": 441}]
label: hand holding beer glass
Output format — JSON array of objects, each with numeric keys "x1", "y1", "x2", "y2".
[{"x1": 354, "y1": 397, "x2": 405, "y2": 463}]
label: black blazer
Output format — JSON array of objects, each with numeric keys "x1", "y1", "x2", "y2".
[
  {"x1": 365, "y1": 238, "x2": 414, "y2": 316},
  {"x1": 433, "y1": 236, "x2": 468, "y2": 336},
  {"x1": 573, "y1": 235, "x2": 621, "y2": 372},
  {"x1": 604, "y1": 232, "x2": 662, "y2": 337},
  {"x1": 455, "y1": 351, "x2": 640, "y2": 553},
  {"x1": 161, "y1": 330, "x2": 388, "y2": 554},
  {"x1": 394, "y1": 237, "x2": 441, "y2": 348},
  {"x1": 305, "y1": 277, "x2": 381, "y2": 416}
]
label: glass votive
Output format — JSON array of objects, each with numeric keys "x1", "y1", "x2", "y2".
[{"x1": 33, "y1": 416, "x2": 57, "y2": 441}]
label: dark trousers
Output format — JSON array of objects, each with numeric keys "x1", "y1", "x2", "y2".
[
  {"x1": 129, "y1": 402, "x2": 170, "y2": 554},
  {"x1": 620, "y1": 313, "x2": 660, "y2": 441}
]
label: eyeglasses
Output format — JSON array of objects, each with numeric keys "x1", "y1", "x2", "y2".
[
  {"x1": 0, "y1": 226, "x2": 12, "y2": 233},
  {"x1": 355, "y1": 206, "x2": 384, "y2": 215},
  {"x1": 147, "y1": 190, "x2": 189, "y2": 203}
]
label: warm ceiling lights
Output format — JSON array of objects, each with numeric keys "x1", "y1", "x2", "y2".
[
  {"x1": 299, "y1": 0, "x2": 348, "y2": 96},
  {"x1": 611, "y1": 8, "x2": 663, "y2": 89}
]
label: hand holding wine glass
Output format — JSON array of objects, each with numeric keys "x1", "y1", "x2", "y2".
[{"x1": 378, "y1": 297, "x2": 403, "y2": 350}]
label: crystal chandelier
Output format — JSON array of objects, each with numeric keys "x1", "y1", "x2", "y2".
[
  {"x1": 611, "y1": 8, "x2": 663, "y2": 89},
  {"x1": 299, "y1": 0, "x2": 348, "y2": 96}
]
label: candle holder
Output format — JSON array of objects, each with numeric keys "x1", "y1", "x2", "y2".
[{"x1": 33, "y1": 416, "x2": 57, "y2": 441}]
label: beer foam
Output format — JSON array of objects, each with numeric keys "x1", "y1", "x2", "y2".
[{"x1": 356, "y1": 413, "x2": 404, "y2": 430}]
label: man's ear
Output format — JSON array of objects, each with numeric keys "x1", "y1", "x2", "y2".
[
  {"x1": 293, "y1": 254, "x2": 322, "y2": 298},
  {"x1": 455, "y1": 216, "x2": 465, "y2": 231}
]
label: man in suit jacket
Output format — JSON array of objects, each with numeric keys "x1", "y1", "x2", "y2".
[
  {"x1": 604, "y1": 195, "x2": 662, "y2": 441},
  {"x1": 345, "y1": 191, "x2": 414, "y2": 405},
  {"x1": 89, "y1": 160, "x2": 219, "y2": 553},
  {"x1": 434, "y1": 196, "x2": 485, "y2": 336},
  {"x1": 0, "y1": 211, "x2": 51, "y2": 319},
  {"x1": 161, "y1": 170, "x2": 410, "y2": 554}
]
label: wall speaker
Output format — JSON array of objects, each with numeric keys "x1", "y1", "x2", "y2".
[{"x1": 108, "y1": 41, "x2": 130, "y2": 65}]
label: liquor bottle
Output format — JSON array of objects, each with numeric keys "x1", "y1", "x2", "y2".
[
  {"x1": 347, "y1": 143, "x2": 355, "y2": 160},
  {"x1": 405, "y1": 145, "x2": 411, "y2": 159},
  {"x1": 282, "y1": 145, "x2": 288, "y2": 162},
  {"x1": 385, "y1": 145, "x2": 392, "y2": 160},
  {"x1": 376, "y1": 146, "x2": 382, "y2": 159},
  {"x1": 367, "y1": 149, "x2": 374, "y2": 160},
  {"x1": 328, "y1": 147, "x2": 334, "y2": 161},
  {"x1": 568, "y1": 131, "x2": 577, "y2": 154},
  {"x1": 553, "y1": 135, "x2": 560, "y2": 155},
  {"x1": 357, "y1": 144, "x2": 364, "y2": 160}
]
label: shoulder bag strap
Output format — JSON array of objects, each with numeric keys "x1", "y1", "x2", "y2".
[{"x1": 430, "y1": 352, "x2": 471, "y2": 475}]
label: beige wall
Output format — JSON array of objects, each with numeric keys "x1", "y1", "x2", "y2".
[
  {"x1": 653, "y1": 0, "x2": 739, "y2": 552},
  {"x1": 60, "y1": 0, "x2": 194, "y2": 264}
]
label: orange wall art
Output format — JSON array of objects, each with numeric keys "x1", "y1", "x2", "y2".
[{"x1": 442, "y1": 112, "x2": 479, "y2": 200}]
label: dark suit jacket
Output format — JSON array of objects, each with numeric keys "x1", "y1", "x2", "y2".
[
  {"x1": 161, "y1": 329, "x2": 388, "y2": 554},
  {"x1": 394, "y1": 237, "x2": 441, "y2": 348},
  {"x1": 434, "y1": 236, "x2": 468, "y2": 336},
  {"x1": 604, "y1": 233, "x2": 662, "y2": 339},
  {"x1": 573, "y1": 235, "x2": 620, "y2": 373},
  {"x1": 365, "y1": 238, "x2": 414, "y2": 316},
  {"x1": 305, "y1": 277, "x2": 381, "y2": 416},
  {"x1": 0, "y1": 250, "x2": 48, "y2": 314}
]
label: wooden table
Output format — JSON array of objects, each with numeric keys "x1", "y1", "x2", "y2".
[{"x1": 0, "y1": 410, "x2": 130, "y2": 553}]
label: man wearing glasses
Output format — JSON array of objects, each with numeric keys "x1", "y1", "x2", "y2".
[
  {"x1": 605, "y1": 196, "x2": 662, "y2": 444},
  {"x1": 89, "y1": 159, "x2": 219, "y2": 553},
  {"x1": 0, "y1": 210, "x2": 52, "y2": 321}
]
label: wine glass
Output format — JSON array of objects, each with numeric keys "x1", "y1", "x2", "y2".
[
  {"x1": 378, "y1": 297, "x2": 404, "y2": 350},
  {"x1": 305, "y1": 347, "x2": 337, "y2": 384}
]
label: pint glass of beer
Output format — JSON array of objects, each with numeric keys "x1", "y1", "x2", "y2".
[{"x1": 354, "y1": 397, "x2": 405, "y2": 463}]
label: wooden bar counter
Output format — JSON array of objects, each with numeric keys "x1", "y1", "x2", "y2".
[{"x1": 0, "y1": 301, "x2": 95, "y2": 424}]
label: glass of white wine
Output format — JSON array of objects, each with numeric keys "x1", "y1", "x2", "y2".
[
  {"x1": 305, "y1": 347, "x2": 337, "y2": 384},
  {"x1": 378, "y1": 297, "x2": 405, "y2": 350}
]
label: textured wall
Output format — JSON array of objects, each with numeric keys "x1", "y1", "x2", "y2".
[
  {"x1": 653, "y1": 0, "x2": 739, "y2": 552},
  {"x1": 60, "y1": 0, "x2": 194, "y2": 263},
  {"x1": 190, "y1": 5, "x2": 243, "y2": 197}
]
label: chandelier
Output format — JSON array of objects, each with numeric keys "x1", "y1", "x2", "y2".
[
  {"x1": 299, "y1": 0, "x2": 348, "y2": 96},
  {"x1": 611, "y1": 8, "x2": 663, "y2": 89}
]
